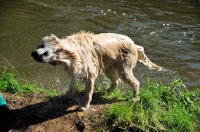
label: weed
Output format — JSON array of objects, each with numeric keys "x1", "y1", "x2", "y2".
[
  {"x1": 104, "y1": 88, "x2": 126, "y2": 101},
  {"x1": 0, "y1": 59, "x2": 59, "y2": 97},
  {"x1": 104, "y1": 77, "x2": 200, "y2": 132},
  {"x1": 76, "y1": 82, "x2": 85, "y2": 92}
]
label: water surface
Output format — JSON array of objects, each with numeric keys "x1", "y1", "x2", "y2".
[{"x1": 0, "y1": 0, "x2": 200, "y2": 92}]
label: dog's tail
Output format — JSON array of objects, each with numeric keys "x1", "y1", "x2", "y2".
[{"x1": 136, "y1": 45, "x2": 162, "y2": 71}]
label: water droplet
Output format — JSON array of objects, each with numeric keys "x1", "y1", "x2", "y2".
[
  {"x1": 150, "y1": 32, "x2": 156, "y2": 35},
  {"x1": 107, "y1": 9, "x2": 111, "y2": 12},
  {"x1": 56, "y1": 78, "x2": 60, "y2": 83}
]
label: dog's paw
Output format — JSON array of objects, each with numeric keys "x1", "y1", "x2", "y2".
[
  {"x1": 106, "y1": 90, "x2": 112, "y2": 96},
  {"x1": 77, "y1": 104, "x2": 90, "y2": 111},
  {"x1": 131, "y1": 96, "x2": 140, "y2": 102}
]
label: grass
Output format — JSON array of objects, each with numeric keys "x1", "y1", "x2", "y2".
[
  {"x1": 104, "y1": 77, "x2": 200, "y2": 132},
  {"x1": 0, "y1": 59, "x2": 59, "y2": 97}
]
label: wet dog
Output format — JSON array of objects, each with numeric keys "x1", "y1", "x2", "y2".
[{"x1": 31, "y1": 31, "x2": 162, "y2": 111}]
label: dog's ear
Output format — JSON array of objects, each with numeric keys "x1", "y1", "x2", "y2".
[{"x1": 50, "y1": 34, "x2": 60, "y2": 44}]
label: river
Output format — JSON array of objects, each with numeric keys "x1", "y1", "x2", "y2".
[{"x1": 0, "y1": 0, "x2": 200, "y2": 92}]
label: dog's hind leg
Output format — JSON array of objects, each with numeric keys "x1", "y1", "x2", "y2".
[
  {"x1": 105, "y1": 67, "x2": 121, "y2": 95},
  {"x1": 117, "y1": 65, "x2": 140, "y2": 97}
]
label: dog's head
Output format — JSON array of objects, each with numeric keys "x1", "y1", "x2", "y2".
[{"x1": 31, "y1": 34, "x2": 61, "y2": 65}]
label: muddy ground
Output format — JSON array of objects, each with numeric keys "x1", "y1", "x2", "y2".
[{"x1": 0, "y1": 92, "x2": 114, "y2": 132}]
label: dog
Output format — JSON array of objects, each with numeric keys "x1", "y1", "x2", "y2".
[{"x1": 31, "y1": 31, "x2": 162, "y2": 111}]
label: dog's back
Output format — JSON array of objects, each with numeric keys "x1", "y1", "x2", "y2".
[{"x1": 92, "y1": 33, "x2": 161, "y2": 71}]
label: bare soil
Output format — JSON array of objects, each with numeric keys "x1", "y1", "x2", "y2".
[{"x1": 0, "y1": 92, "x2": 111, "y2": 132}]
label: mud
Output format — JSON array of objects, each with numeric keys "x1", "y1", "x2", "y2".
[{"x1": 0, "y1": 92, "x2": 109, "y2": 132}]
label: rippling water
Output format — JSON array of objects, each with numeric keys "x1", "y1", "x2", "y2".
[{"x1": 0, "y1": 0, "x2": 200, "y2": 92}]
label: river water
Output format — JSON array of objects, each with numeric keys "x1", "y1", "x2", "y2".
[{"x1": 0, "y1": 0, "x2": 200, "y2": 92}]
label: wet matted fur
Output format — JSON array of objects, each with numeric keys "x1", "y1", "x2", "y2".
[{"x1": 31, "y1": 31, "x2": 162, "y2": 111}]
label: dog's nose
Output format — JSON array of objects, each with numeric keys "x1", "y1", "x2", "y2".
[
  {"x1": 31, "y1": 51, "x2": 42, "y2": 62},
  {"x1": 31, "y1": 51, "x2": 38, "y2": 57}
]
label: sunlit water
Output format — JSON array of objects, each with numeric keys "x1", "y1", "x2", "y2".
[{"x1": 0, "y1": 0, "x2": 200, "y2": 93}]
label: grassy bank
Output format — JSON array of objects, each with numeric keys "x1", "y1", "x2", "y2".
[
  {"x1": 103, "y1": 78, "x2": 200, "y2": 131},
  {"x1": 0, "y1": 59, "x2": 199, "y2": 131},
  {"x1": 0, "y1": 59, "x2": 59, "y2": 97}
]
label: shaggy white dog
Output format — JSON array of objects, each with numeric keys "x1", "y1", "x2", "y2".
[{"x1": 31, "y1": 31, "x2": 162, "y2": 111}]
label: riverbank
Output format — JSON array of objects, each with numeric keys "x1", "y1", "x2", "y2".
[
  {"x1": 0, "y1": 60, "x2": 199, "y2": 132},
  {"x1": 1, "y1": 86, "x2": 199, "y2": 132}
]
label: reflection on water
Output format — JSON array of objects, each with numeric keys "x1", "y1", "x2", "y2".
[{"x1": 0, "y1": 0, "x2": 200, "y2": 92}]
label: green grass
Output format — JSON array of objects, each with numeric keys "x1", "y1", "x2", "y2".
[
  {"x1": 104, "y1": 77, "x2": 200, "y2": 132},
  {"x1": 0, "y1": 59, "x2": 59, "y2": 97}
]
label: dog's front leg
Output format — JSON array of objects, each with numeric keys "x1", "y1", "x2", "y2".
[{"x1": 78, "y1": 77, "x2": 95, "y2": 111}]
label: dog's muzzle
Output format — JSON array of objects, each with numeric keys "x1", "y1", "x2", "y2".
[{"x1": 31, "y1": 51, "x2": 43, "y2": 62}]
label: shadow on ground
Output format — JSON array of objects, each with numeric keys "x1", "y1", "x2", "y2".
[{"x1": 0, "y1": 91, "x2": 115, "y2": 132}]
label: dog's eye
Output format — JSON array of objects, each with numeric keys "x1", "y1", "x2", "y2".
[
  {"x1": 40, "y1": 44, "x2": 45, "y2": 48},
  {"x1": 43, "y1": 51, "x2": 48, "y2": 56},
  {"x1": 37, "y1": 42, "x2": 45, "y2": 49}
]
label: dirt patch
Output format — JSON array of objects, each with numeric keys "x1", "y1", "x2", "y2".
[{"x1": 0, "y1": 92, "x2": 110, "y2": 132}]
